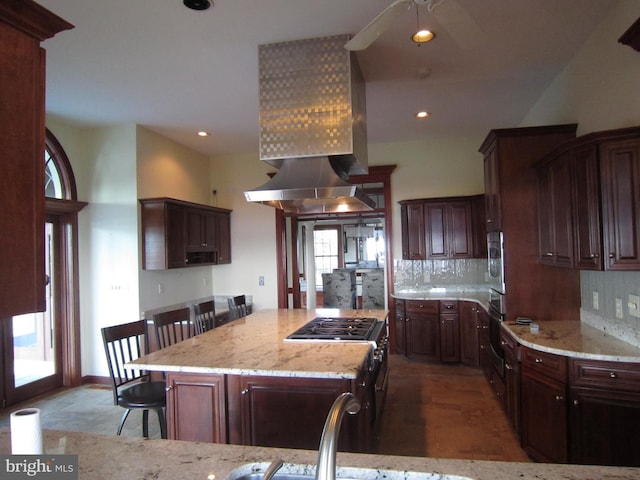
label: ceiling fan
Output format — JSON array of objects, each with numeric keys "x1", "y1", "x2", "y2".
[{"x1": 344, "y1": 0, "x2": 446, "y2": 51}]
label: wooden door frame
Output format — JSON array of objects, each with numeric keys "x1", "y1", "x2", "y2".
[{"x1": 275, "y1": 165, "x2": 396, "y2": 310}]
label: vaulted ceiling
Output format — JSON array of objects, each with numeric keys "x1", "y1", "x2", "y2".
[{"x1": 38, "y1": 0, "x2": 617, "y2": 157}]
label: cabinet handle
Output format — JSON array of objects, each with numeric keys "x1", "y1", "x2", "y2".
[
  {"x1": 610, "y1": 372, "x2": 617, "y2": 378},
  {"x1": 241, "y1": 388, "x2": 249, "y2": 395},
  {"x1": 609, "y1": 252, "x2": 616, "y2": 258},
  {"x1": 445, "y1": 304, "x2": 453, "y2": 310},
  {"x1": 545, "y1": 252, "x2": 555, "y2": 257},
  {"x1": 500, "y1": 340, "x2": 507, "y2": 346},
  {"x1": 573, "y1": 399, "x2": 579, "y2": 406},
  {"x1": 505, "y1": 363, "x2": 513, "y2": 370},
  {"x1": 419, "y1": 304, "x2": 424, "y2": 308},
  {"x1": 165, "y1": 386, "x2": 173, "y2": 392},
  {"x1": 555, "y1": 395, "x2": 564, "y2": 401},
  {"x1": 534, "y1": 358, "x2": 543, "y2": 363},
  {"x1": 590, "y1": 253, "x2": 600, "y2": 259}
]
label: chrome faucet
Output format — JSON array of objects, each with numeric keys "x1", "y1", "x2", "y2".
[{"x1": 315, "y1": 392, "x2": 361, "y2": 480}]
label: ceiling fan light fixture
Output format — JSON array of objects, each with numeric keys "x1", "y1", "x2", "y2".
[{"x1": 412, "y1": 29, "x2": 435, "y2": 44}]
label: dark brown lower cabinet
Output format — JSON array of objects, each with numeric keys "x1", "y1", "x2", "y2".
[
  {"x1": 500, "y1": 330, "x2": 520, "y2": 437},
  {"x1": 165, "y1": 372, "x2": 227, "y2": 443},
  {"x1": 405, "y1": 301, "x2": 440, "y2": 362},
  {"x1": 228, "y1": 375, "x2": 364, "y2": 451},
  {"x1": 520, "y1": 346, "x2": 568, "y2": 463},
  {"x1": 166, "y1": 370, "x2": 372, "y2": 453},
  {"x1": 459, "y1": 301, "x2": 480, "y2": 367},
  {"x1": 570, "y1": 387, "x2": 640, "y2": 466}
]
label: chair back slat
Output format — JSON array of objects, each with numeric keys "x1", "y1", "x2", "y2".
[
  {"x1": 101, "y1": 319, "x2": 149, "y2": 405},
  {"x1": 193, "y1": 300, "x2": 216, "y2": 335},
  {"x1": 152, "y1": 307, "x2": 193, "y2": 349},
  {"x1": 227, "y1": 295, "x2": 248, "y2": 320}
]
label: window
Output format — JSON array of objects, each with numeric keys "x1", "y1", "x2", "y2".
[
  {"x1": 44, "y1": 128, "x2": 77, "y2": 200},
  {"x1": 313, "y1": 227, "x2": 341, "y2": 288}
]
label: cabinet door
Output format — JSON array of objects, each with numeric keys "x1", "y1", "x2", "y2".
[
  {"x1": 600, "y1": 139, "x2": 640, "y2": 270},
  {"x1": 165, "y1": 372, "x2": 227, "y2": 443},
  {"x1": 459, "y1": 302, "x2": 480, "y2": 367},
  {"x1": 520, "y1": 372, "x2": 568, "y2": 463},
  {"x1": 406, "y1": 301, "x2": 440, "y2": 362},
  {"x1": 538, "y1": 153, "x2": 574, "y2": 267},
  {"x1": 232, "y1": 375, "x2": 353, "y2": 451},
  {"x1": 186, "y1": 210, "x2": 205, "y2": 250},
  {"x1": 0, "y1": 21, "x2": 46, "y2": 317},
  {"x1": 439, "y1": 313, "x2": 460, "y2": 363},
  {"x1": 471, "y1": 195, "x2": 488, "y2": 259},
  {"x1": 570, "y1": 386, "x2": 640, "y2": 466},
  {"x1": 393, "y1": 299, "x2": 406, "y2": 355},
  {"x1": 425, "y1": 203, "x2": 447, "y2": 258},
  {"x1": 483, "y1": 145, "x2": 502, "y2": 232},
  {"x1": 401, "y1": 203, "x2": 426, "y2": 259},
  {"x1": 166, "y1": 203, "x2": 187, "y2": 268},
  {"x1": 216, "y1": 211, "x2": 231, "y2": 264},
  {"x1": 448, "y1": 202, "x2": 473, "y2": 258},
  {"x1": 572, "y1": 145, "x2": 603, "y2": 270}
]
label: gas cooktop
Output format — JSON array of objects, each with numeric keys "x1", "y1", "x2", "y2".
[{"x1": 285, "y1": 316, "x2": 380, "y2": 341}]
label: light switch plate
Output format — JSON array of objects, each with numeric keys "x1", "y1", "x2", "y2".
[
  {"x1": 592, "y1": 291, "x2": 599, "y2": 310},
  {"x1": 628, "y1": 294, "x2": 640, "y2": 318},
  {"x1": 615, "y1": 298, "x2": 624, "y2": 319}
]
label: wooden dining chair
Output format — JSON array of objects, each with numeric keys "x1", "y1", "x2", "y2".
[
  {"x1": 193, "y1": 300, "x2": 216, "y2": 334},
  {"x1": 152, "y1": 307, "x2": 193, "y2": 349},
  {"x1": 101, "y1": 319, "x2": 167, "y2": 438},
  {"x1": 227, "y1": 295, "x2": 248, "y2": 320}
]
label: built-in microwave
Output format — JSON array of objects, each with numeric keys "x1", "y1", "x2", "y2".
[{"x1": 487, "y1": 231, "x2": 505, "y2": 295}]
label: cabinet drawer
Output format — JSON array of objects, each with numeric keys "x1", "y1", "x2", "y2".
[
  {"x1": 406, "y1": 300, "x2": 438, "y2": 315},
  {"x1": 499, "y1": 329, "x2": 519, "y2": 360},
  {"x1": 521, "y1": 346, "x2": 567, "y2": 382},
  {"x1": 570, "y1": 358, "x2": 640, "y2": 391},
  {"x1": 439, "y1": 300, "x2": 458, "y2": 313}
]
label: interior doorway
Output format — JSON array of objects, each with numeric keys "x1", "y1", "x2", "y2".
[{"x1": 275, "y1": 165, "x2": 396, "y2": 310}]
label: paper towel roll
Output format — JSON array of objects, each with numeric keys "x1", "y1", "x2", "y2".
[{"x1": 10, "y1": 408, "x2": 43, "y2": 454}]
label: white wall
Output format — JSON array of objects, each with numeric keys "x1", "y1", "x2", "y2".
[{"x1": 136, "y1": 126, "x2": 218, "y2": 312}]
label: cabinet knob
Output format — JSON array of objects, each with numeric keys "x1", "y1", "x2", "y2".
[
  {"x1": 445, "y1": 304, "x2": 453, "y2": 310},
  {"x1": 241, "y1": 388, "x2": 249, "y2": 395},
  {"x1": 505, "y1": 363, "x2": 513, "y2": 370},
  {"x1": 573, "y1": 399, "x2": 579, "y2": 406},
  {"x1": 609, "y1": 252, "x2": 616, "y2": 258},
  {"x1": 555, "y1": 395, "x2": 564, "y2": 401},
  {"x1": 165, "y1": 386, "x2": 173, "y2": 392},
  {"x1": 534, "y1": 358, "x2": 543, "y2": 363},
  {"x1": 500, "y1": 340, "x2": 507, "y2": 346},
  {"x1": 545, "y1": 252, "x2": 555, "y2": 257},
  {"x1": 590, "y1": 253, "x2": 600, "y2": 259},
  {"x1": 610, "y1": 372, "x2": 617, "y2": 378}
]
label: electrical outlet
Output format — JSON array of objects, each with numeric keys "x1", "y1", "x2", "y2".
[
  {"x1": 592, "y1": 291, "x2": 599, "y2": 310},
  {"x1": 158, "y1": 283, "x2": 164, "y2": 294},
  {"x1": 628, "y1": 294, "x2": 640, "y2": 318},
  {"x1": 259, "y1": 275, "x2": 265, "y2": 286},
  {"x1": 615, "y1": 298, "x2": 624, "y2": 319}
]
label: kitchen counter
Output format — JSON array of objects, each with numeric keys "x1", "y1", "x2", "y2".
[
  {"x1": 129, "y1": 308, "x2": 387, "y2": 379},
  {"x1": 391, "y1": 286, "x2": 491, "y2": 311},
  {"x1": 1, "y1": 429, "x2": 637, "y2": 480},
  {"x1": 502, "y1": 320, "x2": 640, "y2": 362}
]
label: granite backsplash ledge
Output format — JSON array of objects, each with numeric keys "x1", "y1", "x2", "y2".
[{"x1": 394, "y1": 258, "x2": 488, "y2": 290}]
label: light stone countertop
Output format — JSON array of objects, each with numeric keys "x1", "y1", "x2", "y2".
[
  {"x1": 391, "y1": 287, "x2": 491, "y2": 311},
  {"x1": 128, "y1": 308, "x2": 388, "y2": 379},
  {"x1": 1, "y1": 429, "x2": 638, "y2": 480},
  {"x1": 502, "y1": 320, "x2": 640, "y2": 362}
]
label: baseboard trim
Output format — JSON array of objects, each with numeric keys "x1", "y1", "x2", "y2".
[{"x1": 82, "y1": 375, "x2": 110, "y2": 386}]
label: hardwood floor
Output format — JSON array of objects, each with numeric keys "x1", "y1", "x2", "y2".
[
  {"x1": 0, "y1": 354, "x2": 530, "y2": 462},
  {"x1": 375, "y1": 355, "x2": 530, "y2": 461}
]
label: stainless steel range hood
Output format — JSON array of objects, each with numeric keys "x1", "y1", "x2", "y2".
[
  {"x1": 244, "y1": 34, "x2": 373, "y2": 213},
  {"x1": 244, "y1": 156, "x2": 375, "y2": 214}
]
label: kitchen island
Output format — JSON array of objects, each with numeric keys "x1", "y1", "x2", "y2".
[
  {"x1": 128, "y1": 309, "x2": 389, "y2": 452},
  {"x1": 1, "y1": 429, "x2": 637, "y2": 480}
]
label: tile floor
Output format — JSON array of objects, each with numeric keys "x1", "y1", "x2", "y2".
[{"x1": 0, "y1": 355, "x2": 530, "y2": 462}]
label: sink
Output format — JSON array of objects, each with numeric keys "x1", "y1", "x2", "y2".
[{"x1": 226, "y1": 463, "x2": 474, "y2": 480}]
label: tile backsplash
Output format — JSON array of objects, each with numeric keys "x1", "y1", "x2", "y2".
[
  {"x1": 394, "y1": 258, "x2": 488, "y2": 289},
  {"x1": 580, "y1": 270, "x2": 640, "y2": 345}
]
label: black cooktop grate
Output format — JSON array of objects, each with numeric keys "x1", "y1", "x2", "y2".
[{"x1": 286, "y1": 317, "x2": 378, "y2": 341}]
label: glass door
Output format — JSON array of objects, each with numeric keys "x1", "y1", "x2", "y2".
[{"x1": 2, "y1": 219, "x2": 62, "y2": 406}]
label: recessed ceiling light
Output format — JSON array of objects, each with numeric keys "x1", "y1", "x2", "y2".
[
  {"x1": 184, "y1": 0, "x2": 212, "y2": 11},
  {"x1": 415, "y1": 111, "x2": 430, "y2": 119},
  {"x1": 412, "y1": 29, "x2": 435, "y2": 44},
  {"x1": 197, "y1": 131, "x2": 210, "y2": 137}
]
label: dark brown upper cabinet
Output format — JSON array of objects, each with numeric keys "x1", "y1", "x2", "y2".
[
  {"x1": 140, "y1": 198, "x2": 232, "y2": 270},
  {"x1": 400, "y1": 195, "x2": 484, "y2": 261}
]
